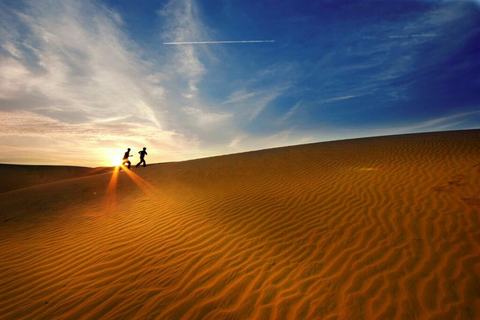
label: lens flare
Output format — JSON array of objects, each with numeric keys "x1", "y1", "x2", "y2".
[
  {"x1": 120, "y1": 166, "x2": 157, "y2": 197},
  {"x1": 102, "y1": 165, "x2": 120, "y2": 212},
  {"x1": 102, "y1": 164, "x2": 157, "y2": 214}
]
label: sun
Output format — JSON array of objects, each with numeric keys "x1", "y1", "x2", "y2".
[
  {"x1": 102, "y1": 148, "x2": 123, "y2": 167},
  {"x1": 112, "y1": 158, "x2": 122, "y2": 166}
]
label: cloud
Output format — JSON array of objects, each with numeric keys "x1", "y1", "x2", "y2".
[
  {"x1": 221, "y1": 61, "x2": 300, "y2": 124},
  {"x1": 0, "y1": 0, "x2": 163, "y2": 126},
  {"x1": 223, "y1": 91, "x2": 259, "y2": 104},
  {"x1": 391, "y1": 110, "x2": 480, "y2": 133},
  {"x1": 280, "y1": 100, "x2": 302, "y2": 122},
  {"x1": 321, "y1": 95, "x2": 360, "y2": 104},
  {"x1": 0, "y1": 110, "x2": 205, "y2": 166},
  {"x1": 158, "y1": 0, "x2": 209, "y2": 93},
  {"x1": 0, "y1": 57, "x2": 30, "y2": 99},
  {"x1": 0, "y1": 0, "x2": 211, "y2": 165},
  {"x1": 1, "y1": 0, "x2": 478, "y2": 166},
  {"x1": 0, "y1": 111, "x2": 174, "y2": 141},
  {"x1": 351, "y1": 110, "x2": 480, "y2": 139},
  {"x1": 227, "y1": 135, "x2": 246, "y2": 148},
  {"x1": 89, "y1": 115, "x2": 132, "y2": 123},
  {"x1": 183, "y1": 107, "x2": 232, "y2": 126},
  {"x1": 388, "y1": 33, "x2": 437, "y2": 39},
  {"x1": 164, "y1": 40, "x2": 275, "y2": 45},
  {"x1": 308, "y1": 0, "x2": 476, "y2": 110},
  {"x1": 223, "y1": 88, "x2": 283, "y2": 122},
  {"x1": 0, "y1": 0, "x2": 316, "y2": 165}
]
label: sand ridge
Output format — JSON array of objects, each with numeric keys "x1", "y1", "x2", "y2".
[{"x1": 0, "y1": 130, "x2": 479, "y2": 319}]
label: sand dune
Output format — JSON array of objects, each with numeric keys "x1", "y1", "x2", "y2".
[
  {"x1": 0, "y1": 165, "x2": 111, "y2": 193},
  {"x1": 1, "y1": 130, "x2": 479, "y2": 319}
]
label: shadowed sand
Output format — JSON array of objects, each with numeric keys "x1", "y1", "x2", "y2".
[
  {"x1": 1, "y1": 130, "x2": 479, "y2": 319},
  {"x1": 0, "y1": 165, "x2": 111, "y2": 194}
]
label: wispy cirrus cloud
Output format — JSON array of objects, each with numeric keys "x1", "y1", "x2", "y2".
[
  {"x1": 320, "y1": 95, "x2": 360, "y2": 104},
  {"x1": 345, "y1": 110, "x2": 480, "y2": 140},
  {"x1": 164, "y1": 40, "x2": 275, "y2": 45},
  {"x1": 158, "y1": 0, "x2": 209, "y2": 93},
  {"x1": 391, "y1": 110, "x2": 480, "y2": 134},
  {"x1": 183, "y1": 107, "x2": 232, "y2": 126},
  {"x1": 223, "y1": 87, "x2": 286, "y2": 122},
  {"x1": 0, "y1": 0, "x2": 207, "y2": 165},
  {"x1": 0, "y1": 1, "x2": 164, "y2": 126},
  {"x1": 388, "y1": 33, "x2": 437, "y2": 39},
  {"x1": 0, "y1": 111, "x2": 175, "y2": 142},
  {"x1": 279, "y1": 100, "x2": 302, "y2": 123}
]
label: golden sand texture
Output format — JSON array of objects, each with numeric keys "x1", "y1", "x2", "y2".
[
  {"x1": 0, "y1": 130, "x2": 479, "y2": 319},
  {"x1": 0, "y1": 165, "x2": 111, "y2": 193}
]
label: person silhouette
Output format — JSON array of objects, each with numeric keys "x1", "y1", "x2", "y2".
[
  {"x1": 136, "y1": 147, "x2": 147, "y2": 168},
  {"x1": 122, "y1": 148, "x2": 132, "y2": 169}
]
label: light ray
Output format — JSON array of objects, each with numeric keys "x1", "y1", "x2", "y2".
[
  {"x1": 119, "y1": 166, "x2": 157, "y2": 197},
  {"x1": 101, "y1": 164, "x2": 158, "y2": 214},
  {"x1": 102, "y1": 165, "x2": 120, "y2": 212}
]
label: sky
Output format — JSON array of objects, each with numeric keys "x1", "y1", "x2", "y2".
[{"x1": 0, "y1": 0, "x2": 479, "y2": 167}]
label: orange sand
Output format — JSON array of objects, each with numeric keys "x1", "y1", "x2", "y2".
[
  {"x1": 1, "y1": 130, "x2": 479, "y2": 319},
  {"x1": 0, "y1": 165, "x2": 110, "y2": 193}
]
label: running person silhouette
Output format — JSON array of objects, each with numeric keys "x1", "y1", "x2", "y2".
[
  {"x1": 136, "y1": 147, "x2": 147, "y2": 168},
  {"x1": 122, "y1": 148, "x2": 132, "y2": 169}
]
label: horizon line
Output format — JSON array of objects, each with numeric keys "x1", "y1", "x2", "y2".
[{"x1": 1, "y1": 128, "x2": 479, "y2": 168}]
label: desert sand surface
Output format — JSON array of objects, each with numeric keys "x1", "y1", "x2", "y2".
[
  {"x1": 1, "y1": 129, "x2": 479, "y2": 319},
  {"x1": 0, "y1": 165, "x2": 111, "y2": 194}
]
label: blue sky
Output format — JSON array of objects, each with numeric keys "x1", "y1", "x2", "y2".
[{"x1": 0, "y1": 0, "x2": 479, "y2": 166}]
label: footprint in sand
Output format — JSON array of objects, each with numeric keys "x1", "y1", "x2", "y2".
[
  {"x1": 433, "y1": 174, "x2": 468, "y2": 192},
  {"x1": 432, "y1": 186, "x2": 447, "y2": 192},
  {"x1": 448, "y1": 174, "x2": 466, "y2": 187},
  {"x1": 462, "y1": 197, "x2": 480, "y2": 207}
]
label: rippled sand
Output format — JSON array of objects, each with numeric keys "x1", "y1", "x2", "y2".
[{"x1": 1, "y1": 130, "x2": 479, "y2": 319}]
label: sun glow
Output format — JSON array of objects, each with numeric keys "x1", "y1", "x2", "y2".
[{"x1": 112, "y1": 158, "x2": 123, "y2": 166}]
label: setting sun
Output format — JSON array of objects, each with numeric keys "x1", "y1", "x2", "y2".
[{"x1": 112, "y1": 158, "x2": 122, "y2": 166}]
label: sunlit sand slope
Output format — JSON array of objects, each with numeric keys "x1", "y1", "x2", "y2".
[
  {"x1": 0, "y1": 164, "x2": 111, "y2": 193},
  {"x1": 1, "y1": 130, "x2": 479, "y2": 319}
]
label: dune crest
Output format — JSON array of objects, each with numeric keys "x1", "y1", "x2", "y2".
[{"x1": 1, "y1": 130, "x2": 480, "y2": 319}]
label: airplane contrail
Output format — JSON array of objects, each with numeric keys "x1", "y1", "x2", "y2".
[{"x1": 163, "y1": 40, "x2": 276, "y2": 45}]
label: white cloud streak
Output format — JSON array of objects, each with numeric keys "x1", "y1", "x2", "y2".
[
  {"x1": 321, "y1": 95, "x2": 360, "y2": 104},
  {"x1": 183, "y1": 107, "x2": 232, "y2": 126},
  {"x1": 280, "y1": 100, "x2": 302, "y2": 122},
  {"x1": 388, "y1": 34, "x2": 437, "y2": 39},
  {"x1": 392, "y1": 110, "x2": 480, "y2": 133},
  {"x1": 164, "y1": 40, "x2": 275, "y2": 45},
  {"x1": 355, "y1": 110, "x2": 480, "y2": 139}
]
